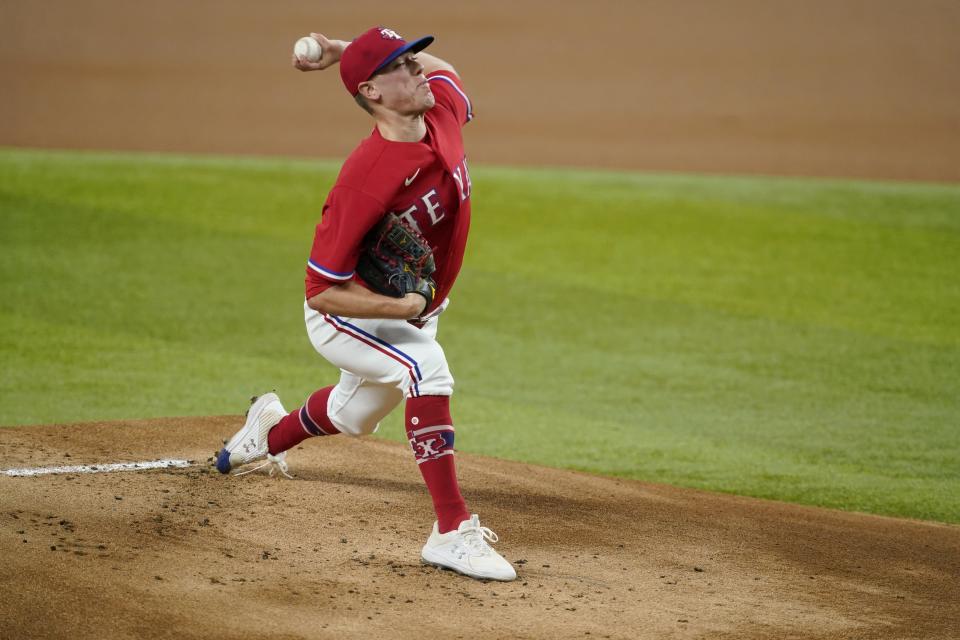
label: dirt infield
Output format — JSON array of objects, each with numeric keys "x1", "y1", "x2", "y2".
[
  {"x1": 2, "y1": 0, "x2": 959, "y2": 181},
  {"x1": 1, "y1": 417, "x2": 958, "y2": 640}
]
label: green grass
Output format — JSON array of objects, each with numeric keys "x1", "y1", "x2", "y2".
[{"x1": 1, "y1": 147, "x2": 958, "y2": 523}]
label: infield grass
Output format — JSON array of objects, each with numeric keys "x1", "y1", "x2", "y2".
[{"x1": 1, "y1": 148, "x2": 958, "y2": 523}]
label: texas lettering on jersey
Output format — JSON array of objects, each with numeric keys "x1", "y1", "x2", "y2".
[
  {"x1": 395, "y1": 157, "x2": 472, "y2": 233},
  {"x1": 305, "y1": 70, "x2": 474, "y2": 314}
]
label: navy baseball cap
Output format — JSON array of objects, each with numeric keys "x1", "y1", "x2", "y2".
[{"x1": 340, "y1": 27, "x2": 434, "y2": 96}]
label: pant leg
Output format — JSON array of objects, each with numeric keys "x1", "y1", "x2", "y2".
[
  {"x1": 325, "y1": 371, "x2": 403, "y2": 436},
  {"x1": 304, "y1": 302, "x2": 454, "y2": 399},
  {"x1": 304, "y1": 302, "x2": 453, "y2": 436}
]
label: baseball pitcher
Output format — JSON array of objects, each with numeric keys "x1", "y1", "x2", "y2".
[{"x1": 215, "y1": 26, "x2": 515, "y2": 581}]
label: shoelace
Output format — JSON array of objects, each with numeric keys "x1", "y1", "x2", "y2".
[
  {"x1": 233, "y1": 452, "x2": 293, "y2": 480},
  {"x1": 459, "y1": 522, "x2": 499, "y2": 557}
]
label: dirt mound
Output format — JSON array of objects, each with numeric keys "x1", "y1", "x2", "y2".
[{"x1": 1, "y1": 417, "x2": 957, "y2": 639}]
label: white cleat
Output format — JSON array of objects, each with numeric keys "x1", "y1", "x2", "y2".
[
  {"x1": 215, "y1": 392, "x2": 291, "y2": 478},
  {"x1": 421, "y1": 514, "x2": 517, "y2": 581}
]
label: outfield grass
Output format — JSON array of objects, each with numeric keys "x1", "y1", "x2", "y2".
[{"x1": 1, "y1": 148, "x2": 958, "y2": 523}]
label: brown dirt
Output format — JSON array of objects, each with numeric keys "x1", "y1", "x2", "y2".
[
  {"x1": 1, "y1": 417, "x2": 958, "y2": 640},
  {"x1": 2, "y1": 0, "x2": 959, "y2": 182}
]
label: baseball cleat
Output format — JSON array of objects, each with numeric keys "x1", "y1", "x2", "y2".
[
  {"x1": 421, "y1": 514, "x2": 517, "y2": 581},
  {"x1": 215, "y1": 392, "x2": 291, "y2": 478}
]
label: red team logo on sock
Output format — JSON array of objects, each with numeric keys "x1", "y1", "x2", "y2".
[{"x1": 409, "y1": 427, "x2": 455, "y2": 464}]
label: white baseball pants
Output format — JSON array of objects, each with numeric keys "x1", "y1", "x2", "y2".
[{"x1": 303, "y1": 300, "x2": 454, "y2": 437}]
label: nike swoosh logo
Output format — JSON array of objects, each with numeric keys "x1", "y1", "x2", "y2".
[{"x1": 404, "y1": 168, "x2": 421, "y2": 186}]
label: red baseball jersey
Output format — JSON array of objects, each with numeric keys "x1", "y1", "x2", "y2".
[{"x1": 305, "y1": 70, "x2": 474, "y2": 315}]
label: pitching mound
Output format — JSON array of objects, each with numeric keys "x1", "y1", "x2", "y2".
[{"x1": 1, "y1": 417, "x2": 957, "y2": 639}]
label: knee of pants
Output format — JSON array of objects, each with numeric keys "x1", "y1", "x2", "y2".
[
  {"x1": 329, "y1": 411, "x2": 380, "y2": 437},
  {"x1": 405, "y1": 342, "x2": 454, "y2": 398},
  {"x1": 326, "y1": 379, "x2": 402, "y2": 437},
  {"x1": 328, "y1": 400, "x2": 385, "y2": 437}
]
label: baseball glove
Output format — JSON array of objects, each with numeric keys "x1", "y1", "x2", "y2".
[{"x1": 356, "y1": 213, "x2": 437, "y2": 309}]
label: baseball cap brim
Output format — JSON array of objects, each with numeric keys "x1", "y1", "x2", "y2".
[{"x1": 370, "y1": 35, "x2": 435, "y2": 77}]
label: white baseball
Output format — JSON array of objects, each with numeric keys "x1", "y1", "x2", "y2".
[{"x1": 294, "y1": 36, "x2": 322, "y2": 63}]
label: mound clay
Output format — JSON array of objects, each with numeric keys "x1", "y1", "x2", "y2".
[{"x1": 1, "y1": 417, "x2": 958, "y2": 639}]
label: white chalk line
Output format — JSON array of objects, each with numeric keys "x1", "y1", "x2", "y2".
[{"x1": 3, "y1": 458, "x2": 194, "y2": 477}]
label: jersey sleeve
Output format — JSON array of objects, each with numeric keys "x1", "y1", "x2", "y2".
[
  {"x1": 426, "y1": 71, "x2": 473, "y2": 126},
  {"x1": 304, "y1": 186, "x2": 385, "y2": 298}
]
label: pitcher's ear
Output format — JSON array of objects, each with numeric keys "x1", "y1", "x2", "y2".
[{"x1": 358, "y1": 81, "x2": 380, "y2": 101}]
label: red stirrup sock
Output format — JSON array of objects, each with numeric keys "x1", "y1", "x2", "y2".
[
  {"x1": 406, "y1": 395, "x2": 470, "y2": 533},
  {"x1": 267, "y1": 386, "x2": 339, "y2": 455}
]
